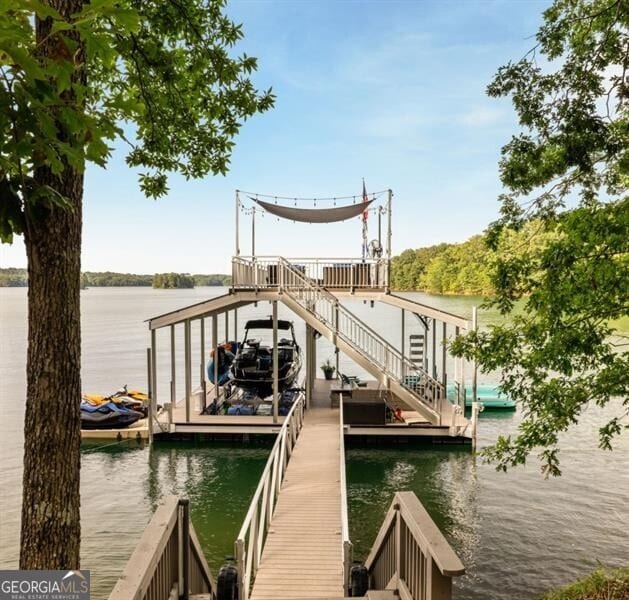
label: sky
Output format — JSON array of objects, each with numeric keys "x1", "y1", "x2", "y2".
[{"x1": 0, "y1": 0, "x2": 551, "y2": 275}]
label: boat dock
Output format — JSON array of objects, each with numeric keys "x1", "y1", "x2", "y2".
[{"x1": 108, "y1": 190, "x2": 480, "y2": 599}]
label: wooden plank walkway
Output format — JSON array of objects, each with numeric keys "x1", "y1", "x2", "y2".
[{"x1": 250, "y1": 381, "x2": 344, "y2": 600}]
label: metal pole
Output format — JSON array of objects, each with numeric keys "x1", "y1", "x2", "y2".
[
  {"x1": 184, "y1": 320, "x2": 191, "y2": 422},
  {"x1": 225, "y1": 311, "x2": 229, "y2": 343},
  {"x1": 233, "y1": 308, "x2": 238, "y2": 344},
  {"x1": 146, "y1": 346, "x2": 153, "y2": 443},
  {"x1": 454, "y1": 325, "x2": 461, "y2": 408},
  {"x1": 170, "y1": 324, "x2": 176, "y2": 405},
  {"x1": 150, "y1": 329, "x2": 157, "y2": 442},
  {"x1": 151, "y1": 329, "x2": 157, "y2": 407},
  {"x1": 311, "y1": 327, "x2": 317, "y2": 391},
  {"x1": 235, "y1": 190, "x2": 240, "y2": 256},
  {"x1": 305, "y1": 325, "x2": 312, "y2": 409},
  {"x1": 272, "y1": 301, "x2": 279, "y2": 423},
  {"x1": 401, "y1": 309, "x2": 405, "y2": 381},
  {"x1": 386, "y1": 189, "x2": 392, "y2": 293},
  {"x1": 472, "y1": 306, "x2": 478, "y2": 404},
  {"x1": 441, "y1": 321, "x2": 447, "y2": 388},
  {"x1": 432, "y1": 318, "x2": 437, "y2": 379},
  {"x1": 213, "y1": 314, "x2": 219, "y2": 401},
  {"x1": 252, "y1": 207, "x2": 256, "y2": 258},
  {"x1": 200, "y1": 318, "x2": 207, "y2": 411},
  {"x1": 200, "y1": 317, "x2": 205, "y2": 385},
  {"x1": 147, "y1": 347, "x2": 152, "y2": 400}
]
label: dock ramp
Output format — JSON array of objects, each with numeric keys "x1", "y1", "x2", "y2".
[{"x1": 236, "y1": 385, "x2": 350, "y2": 600}]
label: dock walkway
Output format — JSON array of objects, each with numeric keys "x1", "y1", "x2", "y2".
[{"x1": 250, "y1": 381, "x2": 344, "y2": 600}]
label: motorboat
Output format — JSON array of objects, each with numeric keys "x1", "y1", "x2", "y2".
[{"x1": 230, "y1": 318, "x2": 303, "y2": 398}]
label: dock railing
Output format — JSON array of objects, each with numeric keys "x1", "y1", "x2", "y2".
[
  {"x1": 266, "y1": 256, "x2": 445, "y2": 417},
  {"x1": 109, "y1": 496, "x2": 215, "y2": 600},
  {"x1": 235, "y1": 393, "x2": 306, "y2": 600},
  {"x1": 339, "y1": 394, "x2": 353, "y2": 596},
  {"x1": 232, "y1": 255, "x2": 388, "y2": 291},
  {"x1": 365, "y1": 492, "x2": 465, "y2": 600}
]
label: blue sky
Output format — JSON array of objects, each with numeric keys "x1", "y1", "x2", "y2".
[{"x1": 0, "y1": 0, "x2": 550, "y2": 274}]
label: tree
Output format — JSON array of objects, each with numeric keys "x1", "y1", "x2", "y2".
[
  {"x1": 451, "y1": 0, "x2": 628, "y2": 475},
  {"x1": 1, "y1": 0, "x2": 273, "y2": 568}
]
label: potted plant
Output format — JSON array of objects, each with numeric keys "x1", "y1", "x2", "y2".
[{"x1": 321, "y1": 359, "x2": 336, "y2": 380}]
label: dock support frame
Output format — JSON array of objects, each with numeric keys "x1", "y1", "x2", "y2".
[{"x1": 273, "y1": 300, "x2": 279, "y2": 423}]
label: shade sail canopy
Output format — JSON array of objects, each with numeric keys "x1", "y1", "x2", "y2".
[{"x1": 252, "y1": 197, "x2": 373, "y2": 223}]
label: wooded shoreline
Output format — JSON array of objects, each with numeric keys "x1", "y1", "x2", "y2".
[{"x1": 0, "y1": 268, "x2": 231, "y2": 288}]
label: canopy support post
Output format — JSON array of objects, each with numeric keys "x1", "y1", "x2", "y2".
[
  {"x1": 235, "y1": 190, "x2": 240, "y2": 256},
  {"x1": 386, "y1": 189, "x2": 392, "y2": 293}
]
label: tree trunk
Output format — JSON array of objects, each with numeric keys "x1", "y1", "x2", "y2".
[{"x1": 20, "y1": 0, "x2": 85, "y2": 570}]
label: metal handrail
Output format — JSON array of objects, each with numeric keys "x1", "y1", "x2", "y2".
[
  {"x1": 232, "y1": 255, "x2": 388, "y2": 290},
  {"x1": 339, "y1": 394, "x2": 352, "y2": 596},
  {"x1": 273, "y1": 257, "x2": 444, "y2": 411},
  {"x1": 235, "y1": 393, "x2": 306, "y2": 600},
  {"x1": 365, "y1": 492, "x2": 465, "y2": 600}
]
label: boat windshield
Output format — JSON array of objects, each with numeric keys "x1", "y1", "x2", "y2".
[{"x1": 243, "y1": 328, "x2": 294, "y2": 347}]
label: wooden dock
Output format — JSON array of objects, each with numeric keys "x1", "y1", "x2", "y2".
[
  {"x1": 80, "y1": 417, "x2": 149, "y2": 441},
  {"x1": 249, "y1": 382, "x2": 344, "y2": 599}
]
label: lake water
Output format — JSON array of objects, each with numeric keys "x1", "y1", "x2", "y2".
[{"x1": 0, "y1": 287, "x2": 627, "y2": 599}]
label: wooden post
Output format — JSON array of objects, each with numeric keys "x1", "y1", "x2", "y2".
[
  {"x1": 233, "y1": 308, "x2": 238, "y2": 343},
  {"x1": 184, "y1": 320, "x2": 191, "y2": 423},
  {"x1": 272, "y1": 301, "x2": 279, "y2": 423},
  {"x1": 180, "y1": 499, "x2": 190, "y2": 600}
]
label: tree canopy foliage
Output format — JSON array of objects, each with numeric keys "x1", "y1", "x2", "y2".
[
  {"x1": 152, "y1": 272, "x2": 194, "y2": 288},
  {"x1": 0, "y1": 268, "x2": 232, "y2": 287},
  {"x1": 451, "y1": 0, "x2": 628, "y2": 476},
  {"x1": 1, "y1": 0, "x2": 273, "y2": 568},
  {"x1": 0, "y1": 0, "x2": 274, "y2": 239},
  {"x1": 392, "y1": 236, "x2": 495, "y2": 295}
]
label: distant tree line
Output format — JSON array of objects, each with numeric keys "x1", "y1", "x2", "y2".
[
  {"x1": 152, "y1": 272, "x2": 194, "y2": 288},
  {"x1": 0, "y1": 268, "x2": 231, "y2": 288},
  {"x1": 391, "y1": 223, "x2": 551, "y2": 295},
  {"x1": 0, "y1": 268, "x2": 28, "y2": 287}
]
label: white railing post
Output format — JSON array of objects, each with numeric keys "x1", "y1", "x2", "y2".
[{"x1": 236, "y1": 538, "x2": 246, "y2": 600}]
